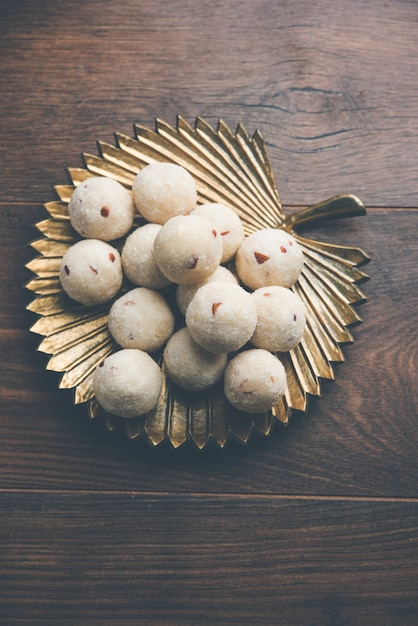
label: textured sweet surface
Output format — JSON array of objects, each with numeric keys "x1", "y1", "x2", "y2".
[
  {"x1": 224, "y1": 348, "x2": 287, "y2": 413},
  {"x1": 121, "y1": 223, "x2": 171, "y2": 289},
  {"x1": 93, "y1": 349, "x2": 162, "y2": 418},
  {"x1": 251, "y1": 285, "x2": 307, "y2": 352},
  {"x1": 153, "y1": 214, "x2": 223, "y2": 284},
  {"x1": 236, "y1": 228, "x2": 304, "y2": 289},
  {"x1": 176, "y1": 265, "x2": 238, "y2": 316},
  {"x1": 191, "y1": 203, "x2": 245, "y2": 263},
  {"x1": 59, "y1": 239, "x2": 123, "y2": 305},
  {"x1": 108, "y1": 287, "x2": 175, "y2": 353},
  {"x1": 132, "y1": 162, "x2": 197, "y2": 224},
  {"x1": 163, "y1": 327, "x2": 227, "y2": 391},
  {"x1": 68, "y1": 176, "x2": 135, "y2": 241},
  {"x1": 185, "y1": 282, "x2": 257, "y2": 353}
]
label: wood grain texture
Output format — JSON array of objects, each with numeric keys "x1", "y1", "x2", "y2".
[
  {"x1": 0, "y1": 493, "x2": 417, "y2": 625},
  {"x1": 0, "y1": 0, "x2": 417, "y2": 623},
  {"x1": 1, "y1": 207, "x2": 413, "y2": 497},
  {"x1": 1, "y1": 0, "x2": 418, "y2": 207}
]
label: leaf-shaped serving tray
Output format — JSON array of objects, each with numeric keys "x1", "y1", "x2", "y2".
[{"x1": 26, "y1": 117, "x2": 370, "y2": 449}]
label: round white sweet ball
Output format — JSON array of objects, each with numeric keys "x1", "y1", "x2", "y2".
[
  {"x1": 251, "y1": 286, "x2": 307, "y2": 352},
  {"x1": 108, "y1": 287, "x2": 175, "y2": 353},
  {"x1": 224, "y1": 349, "x2": 287, "y2": 413},
  {"x1": 176, "y1": 265, "x2": 238, "y2": 316},
  {"x1": 93, "y1": 349, "x2": 162, "y2": 418},
  {"x1": 121, "y1": 223, "x2": 171, "y2": 289},
  {"x1": 132, "y1": 162, "x2": 197, "y2": 224},
  {"x1": 236, "y1": 228, "x2": 304, "y2": 289},
  {"x1": 153, "y1": 214, "x2": 223, "y2": 285},
  {"x1": 185, "y1": 282, "x2": 257, "y2": 354},
  {"x1": 163, "y1": 327, "x2": 227, "y2": 392},
  {"x1": 68, "y1": 176, "x2": 135, "y2": 241},
  {"x1": 59, "y1": 239, "x2": 122, "y2": 306},
  {"x1": 191, "y1": 203, "x2": 245, "y2": 263}
]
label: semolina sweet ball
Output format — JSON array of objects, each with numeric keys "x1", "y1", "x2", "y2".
[
  {"x1": 93, "y1": 348, "x2": 162, "y2": 418},
  {"x1": 59, "y1": 239, "x2": 123, "y2": 306},
  {"x1": 153, "y1": 214, "x2": 223, "y2": 285},
  {"x1": 68, "y1": 176, "x2": 135, "y2": 241},
  {"x1": 191, "y1": 202, "x2": 245, "y2": 263},
  {"x1": 224, "y1": 348, "x2": 287, "y2": 414},
  {"x1": 176, "y1": 265, "x2": 238, "y2": 316},
  {"x1": 163, "y1": 327, "x2": 227, "y2": 392},
  {"x1": 108, "y1": 287, "x2": 175, "y2": 353},
  {"x1": 185, "y1": 282, "x2": 257, "y2": 354},
  {"x1": 121, "y1": 223, "x2": 171, "y2": 289},
  {"x1": 132, "y1": 162, "x2": 197, "y2": 224},
  {"x1": 251, "y1": 285, "x2": 307, "y2": 352},
  {"x1": 236, "y1": 228, "x2": 304, "y2": 290}
]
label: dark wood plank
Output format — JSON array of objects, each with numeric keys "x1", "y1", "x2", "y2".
[
  {"x1": 1, "y1": 0, "x2": 418, "y2": 207},
  {"x1": 0, "y1": 492, "x2": 417, "y2": 625},
  {"x1": 1, "y1": 204, "x2": 416, "y2": 498}
]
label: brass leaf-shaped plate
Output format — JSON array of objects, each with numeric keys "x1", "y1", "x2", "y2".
[{"x1": 26, "y1": 116, "x2": 370, "y2": 449}]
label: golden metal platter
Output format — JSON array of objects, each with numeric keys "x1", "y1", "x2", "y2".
[{"x1": 26, "y1": 117, "x2": 370, "y2": 449}]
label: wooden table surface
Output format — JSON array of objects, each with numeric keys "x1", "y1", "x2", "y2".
[{"x1": 1, "y1": 1, "x2": 417, "y2": 624}]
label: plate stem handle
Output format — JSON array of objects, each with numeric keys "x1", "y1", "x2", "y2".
[{"x1": 286, "y1": 194, "x2": 366, "y2": 230}]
